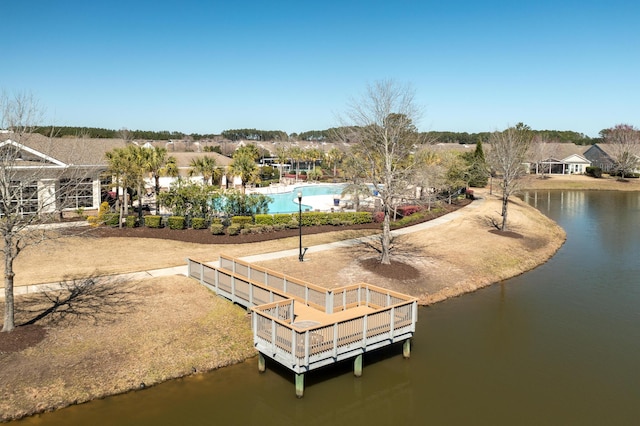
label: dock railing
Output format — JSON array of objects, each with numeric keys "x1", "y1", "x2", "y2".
[{"x1": 187, "y1": 255, "x2": 418, "y2": 373}]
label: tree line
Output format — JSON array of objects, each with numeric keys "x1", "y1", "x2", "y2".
[{"x1": 31, "y1": 126, "x2": 598, "y2": 146}]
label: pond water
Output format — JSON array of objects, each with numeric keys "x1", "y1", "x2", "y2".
[{"x1": 16, "y1": 191, "x2": 640, "y2": 425}]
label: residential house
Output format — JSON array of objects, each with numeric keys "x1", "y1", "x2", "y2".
[
  {"x1": 527, "y1": 143, "x2": 591, "y2": 175},
  {"x1": 0, "y1": 134, "x2": 125, "y2": 217}
]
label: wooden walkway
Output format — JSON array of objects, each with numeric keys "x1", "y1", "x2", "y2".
[{"x1": 187, "y1": 254, "x2": 418, "y2": 397}]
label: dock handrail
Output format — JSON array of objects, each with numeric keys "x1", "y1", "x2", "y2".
[{"x1": 187, "y1": 255, "x2": 418, "y2": 374}]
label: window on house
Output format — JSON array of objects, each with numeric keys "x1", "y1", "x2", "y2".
[
  {"x1": 1, "y1": 180, "x2": 39, "y2": 218},
  {"x1": 60, "y1": 178, "x2": 94, "y2": 209}
]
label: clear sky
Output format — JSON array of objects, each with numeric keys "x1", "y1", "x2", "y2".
[{"x1": 3, "y1": 0, "x2": 638, "y2": 137}]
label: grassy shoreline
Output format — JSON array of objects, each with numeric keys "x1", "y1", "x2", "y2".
[{"x1": 1, "y1": 174, "x2": 637, "y2": 422}]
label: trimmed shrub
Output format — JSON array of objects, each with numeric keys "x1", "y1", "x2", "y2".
[
  {"x1": 145, "y1": 215, "x2": 163, "y2": 228},
  {"x1": 586, "y1": 166, "x2": 602, "y2": 178},
  {"x1": 210, "y1": 223, "x2": 225, "y2": 235},
  {"x1": 125, "y1": 215, "x2": 137, "y2": 228},
  {"x1": 227, "y1": 224, "x2": 242, "y2": 236},
  {"x1": 254, "y1": 214, "x2": 274, "y2": 226},
  {"x1": 274, "y1": 213, "x2": 294, "y2": 225},
  {"x1": 465, "y1": 189, "x2": 475, "y2": 200},
  {"x1": 167, "y1": 216, "x2": 185, "y2": 230},
  {"x1": 352, "y1": 211, "x2": 373, "y2": 224},
  {"x1": 397, "y1": 205, "x2": 422, "y2": 217},
  {"x1": 231, "y1": 216, "x2": 253, "y2": 227},
  {"x1": 274, "y1": 224, "x2": 286, "y2": 232},
  {"x1": 373, "y1": 212, "x2": 385, "y2": 223},
  {"x1": 103, "y1": 213, "x2": 120, "y2": 227},
  {"x1": 87, "y1": 215, "x2": 99, "y2": 227},
  {"x1": 87, "y1": 201, "x2": 111, "y2": 227},
  {"x1": 191, "y1": 217, "x2": 207, "y2": 229}
]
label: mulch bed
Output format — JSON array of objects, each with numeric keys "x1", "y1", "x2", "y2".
[
  {"x1": 83, "y1": 200, "x2": 471, "y2": 245},
  {"x1": 84, "y1": 222, "x2": 382, "y2": 244}
]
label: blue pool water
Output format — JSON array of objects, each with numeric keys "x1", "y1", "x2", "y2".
[{"x1": 266, "y1": 184, "x2": 346, "y2": 213}]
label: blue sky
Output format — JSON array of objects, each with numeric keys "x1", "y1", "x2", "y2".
[{"x1": 3, "y1": 0, "x2": 638, "y2": 137}]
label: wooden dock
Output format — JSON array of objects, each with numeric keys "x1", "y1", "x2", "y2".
[{"x1": 187, "y1": 254, "x2": 418, "y2": 397}]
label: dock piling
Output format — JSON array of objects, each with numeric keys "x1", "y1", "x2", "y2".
[
  {"x1": 295, "y1": 373, "x2": 305, "y2": 398},
  {"x1": 403, "y1": 339, "x2": 411, "y2": 359},
  {"x1": 354, "y1": 354, "x2": 363, "y2": 377},
  {"x1": 258, "y1": 352, "x2": 266, "y2": 373}
]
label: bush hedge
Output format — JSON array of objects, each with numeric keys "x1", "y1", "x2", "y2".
[
  {"x1": 210, "y1": 223, "x2": 225, "y2": 235},
  {"x1": 586, "y1": 166, "x2": 602, "y2": 178},
  {"x1": 227, "y1": 224, "x2": 242, "y2": 236},
  {"x1": 191, "y1": 217, "x2": 207, "y2": 229},
  {"x1": 145, "y1": 215, "x2": 163, "y2": 228},
  {"x1": 103, "y1": 213, "x2": 120, "y2": 227},
  {"x1": 125, "y1": 215, "x2": 137, "y2": 228},
  {"x1": 167, "y1": 216, "x2": 185, "y2": 230},
  {"x1": 254, "y1": 214, "x2": 273, "y2": 225},
  {"x1": 231, "y1": 216, "x2": 253, "y2": 227}
]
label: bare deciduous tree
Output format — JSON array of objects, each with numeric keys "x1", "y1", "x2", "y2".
[
  {"x1": 487, "y1": 123, "x2": 533, "y2": 231},
  {"x1": 343, "y1": 80, "x2": 423, "y2": 264},
  {"x1": 604, "y1": 124, "x2": 640, "y2": 180},
  {"x1": 1, "y1": 91, "x2": 96, "y2": 332}
]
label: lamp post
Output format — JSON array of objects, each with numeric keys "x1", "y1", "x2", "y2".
[{"x1": 298, "y1": 192, "x2": 304, "y2": 261}]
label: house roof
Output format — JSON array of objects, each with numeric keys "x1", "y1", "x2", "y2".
[
  {"x1": 170, "y1": 151, "x2": 233, "y2": 169},
  {"x1": 1, "y1": 133, "x2": 126, "y2": 166},
  {"x1": 0, "y1": 134, "x2": 236, "y2": 171}
]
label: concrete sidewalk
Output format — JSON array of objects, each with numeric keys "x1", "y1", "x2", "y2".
[{"x1": 6, "y1": 198, "x2": 482, "y2": 297}]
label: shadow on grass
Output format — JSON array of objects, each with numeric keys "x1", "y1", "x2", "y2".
[{"x1": 16, "y1": 275, "x2": 139, "y2": 327}]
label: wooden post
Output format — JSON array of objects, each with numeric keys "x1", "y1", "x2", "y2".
[
  {"x1": 295, "y1": 373, "x2": 304, "y2": 398},
  {"x1": 354, "y1": 354, "x2": 363, "y2": 377},
  {"x1": 403, "y1": 339, "x2": 411, "y2": 359},
  {"x1": 258, "y1": 352, "x2": 266, "y2": 373}
]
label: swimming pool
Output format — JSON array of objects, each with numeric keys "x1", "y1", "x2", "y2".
[{"x1": 266, "y1": 184, "x2": 346, "y2": 213}]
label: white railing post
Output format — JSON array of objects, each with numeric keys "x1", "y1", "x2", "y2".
[
  {"x1": 332, "y1": 323, "x2": 338, "y2": 358},
  {"x1": 291, "y1": 328, "x2": 296, "y2": 365},
  {"x1": 390, "y1": 306, "x2": 395, "y2": 338},
  {"x1": 362, "y1": 315, "x2": 368, "y2": 348},
  {"x1": 326, "y1": 291, "x2": 333, "y2": 314},
  {"x1": 271, "y1": 318, "x2": 276, "y2": 356},
  {"x1": 304, "y1": 331, "x2": 310, "y2": 366}
]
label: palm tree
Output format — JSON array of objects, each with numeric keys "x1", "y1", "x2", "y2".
[
  {"x1": 142, "y1": 146, "x2": 177, "y2": 214},
  {"x1": 306, "y1": 147, "x2": 323, "y2": 172},
  {"x1": 275, "y1": 145, "x2": 289, "y2": 183},
  {"x1": 288, "y1": 146, "x2": 303, "y2": 181},
  {"x1": 105, "y1": 145, "x2": 146, "y2": 227},
  {"x1": 188, "y1": 156, "x2": 218, "y2": 185},
  {"x1": 231, "y1": 150, "x2": 259, "y2": 193},
  {"x1": 326, "y1": 147, "x2": 344, "y2": 178}
]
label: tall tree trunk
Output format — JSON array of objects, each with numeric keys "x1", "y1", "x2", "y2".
[
  {"x1": 2, "y1": 243, "x2": 16, "y2": 332},
  {"x1": 154, "y1": 176, "x2": 161, "y2": 215},
  {"x1": 381, "y1": 205, "x2": 391, "y2": 265},
  {"x1": 501, "y1": 191, "x2": 509, "y2": 231}
]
